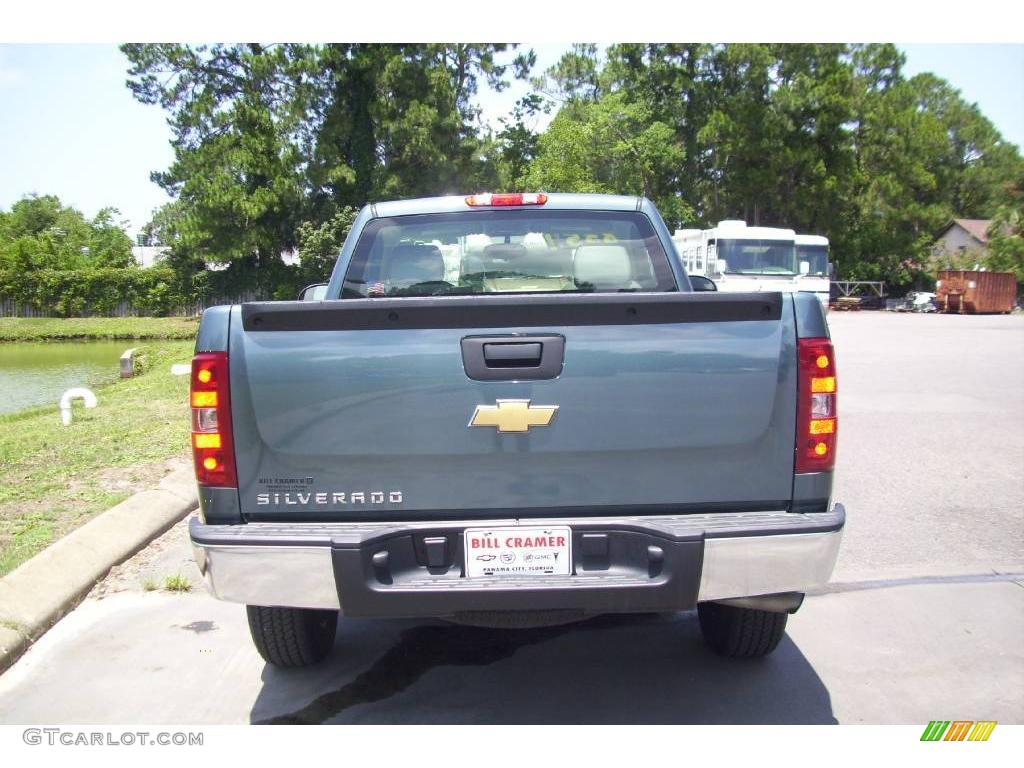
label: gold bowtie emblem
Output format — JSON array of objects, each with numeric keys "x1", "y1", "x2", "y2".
[{"x1": 469, "y1": 399, "x2": 558, "y2": 433}]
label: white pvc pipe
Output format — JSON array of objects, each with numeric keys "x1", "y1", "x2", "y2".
[{"x1": 60, "y1": 388, "x2": 98, "y2": 426}]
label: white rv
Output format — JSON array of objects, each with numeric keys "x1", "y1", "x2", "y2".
[
  {"x1": 795, "y1": 234, "x2": 831, "y2": 309},
  {"x1": 672, "y1": 220, "x2": 801, "y2": 294}
]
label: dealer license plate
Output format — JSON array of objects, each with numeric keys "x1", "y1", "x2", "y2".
[{"x1": 464, "y1": 526, "x2": 572, "y2": 578}]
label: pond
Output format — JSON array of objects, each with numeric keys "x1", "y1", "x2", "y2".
[{"x1": 0, "y1": 341, "x2": 130, "y2": 416}]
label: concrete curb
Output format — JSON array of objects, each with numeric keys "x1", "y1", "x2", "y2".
[{"x1": 0, "y1": 466, "x2": 198, "y2": 673}]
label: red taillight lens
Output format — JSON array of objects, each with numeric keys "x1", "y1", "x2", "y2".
[
  {"x1": 190, "y1": 352, "x2": 237, "y2": 487},
  {"x1": 465, "y1": 192, "x2": 548, "y2": 207},
  {"x1": 796, "y1": 337, "x2": 837, "y2": 473}
]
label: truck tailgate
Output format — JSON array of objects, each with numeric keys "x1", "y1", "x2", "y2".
[{"x1": 228, "y1": 293, "x2": 796, "y2": 520}]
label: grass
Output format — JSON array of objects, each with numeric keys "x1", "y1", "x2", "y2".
[
  {"x1": 141, "y1": 578, "x2": 159, "y2": 592},
  {"x1": 0, "y1": 316, "x2": 200, "y2": 343},
  {"x1": 0, "y1": 340, "x2": 194, "y2": 577},
  {"x1": 163, "y1": 574, "x2": 191, "y2": 592}
]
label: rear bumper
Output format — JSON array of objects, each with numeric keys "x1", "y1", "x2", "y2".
[{"x1": 189, "y1": 506, "x2": 844, "y2": 617}]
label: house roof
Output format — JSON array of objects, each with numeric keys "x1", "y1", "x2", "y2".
[{"x1": 950, "y1": 219, "x2": 992, "y2": 244}]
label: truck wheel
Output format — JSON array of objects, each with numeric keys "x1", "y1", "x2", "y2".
[
  {"x1": 246, "y1": 605, "x2": 338, "y2": 667},
  {"x1": 697, "y1": 602, "x2": 787, "y2": 658}
]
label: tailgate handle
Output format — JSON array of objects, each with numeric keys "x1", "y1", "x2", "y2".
[
  {"x1": 483, "y1": 342, "x2": 542, "y2": 368},
  {"x1": 461, "y1": 335, "x2": 565, "y2": 381}
]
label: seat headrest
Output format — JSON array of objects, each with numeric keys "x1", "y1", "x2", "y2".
[
  {"x1": 573, "y1": 244, "x2": 632, "y2": 288},
  {"x1": 482, "y1": 243, "x2": 527, "y2": 263},
  {"x1": 384, "y1": 243, "x2": 444, "y2": 287}
]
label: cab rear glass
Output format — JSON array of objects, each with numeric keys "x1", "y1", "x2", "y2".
[{"x1": 341, "y1": 210, "x2": 678, "y2": 298}]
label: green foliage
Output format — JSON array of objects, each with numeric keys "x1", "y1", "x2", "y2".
[
  {"x1": 122, "y1": 43, "x2": 532, "y2": 296},
  {"x1": 293, "y1": 206, "x2": 358, "y2": 290},
  {"x1": 987, "y1": 174, "x2": 1024, "y2": 284},
  {"x1": 0, "y1": 195, "x2": 152, "y2": 313},
  {"x1": 532, "y1": 43, "x2": 602, "y2": 103},
  {"x1": 0, "y1": 267, "x2": 188, "y2": 317},
  {"x1": 88, "y1": 208, "x2": 135, "y2": 268},
  {"x1": 493, "y1": 94, "x2": 547, "y2": 189},
  {"x1": 163, "y1": 574, "x2": 191, "y2": 592},
  {"x1": 0, "y1": 195, "x2": 135, "y2": 272},
  {"x1": 118, "y1": 43, "x2": 1023, "y2": 296},
  {"x1": 526, "y1": 93, "x2": 691, "y2": 225}
]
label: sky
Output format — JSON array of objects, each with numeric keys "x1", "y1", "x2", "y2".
[{"x1": 0, "y1": 43, "x2": 1021, "y2": 238}]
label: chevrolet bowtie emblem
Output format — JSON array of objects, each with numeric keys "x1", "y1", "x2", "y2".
[{"x1": 469, "y1": 399, "x2": 559, "y2": 433}]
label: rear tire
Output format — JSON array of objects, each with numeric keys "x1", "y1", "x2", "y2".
[
  {"x1": 697, "y1": 602, "x2": 787, "y2": 658},
  {"x1": 246, "y1": 605, "x2": 338, "y2": 668}
]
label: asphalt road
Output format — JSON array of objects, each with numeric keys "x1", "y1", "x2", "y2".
[
  {"x1": 826, "y1": 312, "x2": 1024, "y2": 581},
  {"x1": 0, "y1": 310, "x2": 1022, "y2": 725}
]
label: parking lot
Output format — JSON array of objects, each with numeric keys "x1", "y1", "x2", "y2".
[{"x1": 0, "y1": 311, "x2": 1022, "y2": 724}]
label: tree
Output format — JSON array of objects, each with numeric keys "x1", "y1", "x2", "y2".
[
  {"x1": 493, "y1": 94, "x2": 547, "y2": 189},
  {"x1": 988, "y1": 174, "x2": 1024, "y2": 284},
  {"x1": 531, "y1": 44, "x2": 601, "y2": 104},
  {"x1": 842, "y1": 50, "x2": 1021, "y2": 288},
  {"x1": 122, "y1": 44, "x2": 308, "y2": 294},
  {"x1": 0, "y1": 195, "x2": 135, "y2": 272},
  {"x1": 525, "y1": 92, "x2": 690, "y2": 224},
  {"x1": 89, "y1": 208, "x2": 135, "y2": 268},
  {"x1": 122, "y1": 43, "x2": 532, "y2": 294},
  {"x1": 123, "y1": 43, "x2": 1022, "y2": 295},
  {"x1": 294, "y1": 207, "x2": 358, "y2": 291},
  {"x1": 601, "y1": 44, "x2": 713, "y2": 220}
]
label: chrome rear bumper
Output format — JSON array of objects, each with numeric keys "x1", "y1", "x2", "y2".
[{"x1": 190, "y1": 506, "x2": 844, "y2": 616}]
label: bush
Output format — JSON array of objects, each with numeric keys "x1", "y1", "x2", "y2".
[{"x1": 0, "y1": 267, "x2": 191, "y2": 317}]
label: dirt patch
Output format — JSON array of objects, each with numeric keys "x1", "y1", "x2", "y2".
[
  {"x1": 66, "y1": 456, "x2": 190, "y2": 501},
  {"x1": 90, "y1": 515, "x2": 201, "y2": 599},
  {"x1": 0, "y1": 456, "x2": 190, "y2": 567}
]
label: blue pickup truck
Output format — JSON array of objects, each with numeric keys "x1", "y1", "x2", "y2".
[{"x1": 187, "y1": 192, "x2": 844, "y2": 667}]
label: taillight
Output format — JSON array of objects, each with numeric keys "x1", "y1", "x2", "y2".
[
  {"x1": 796, "y1": 337, "x2": 837, "y2": 473},
  {"x1": 465, "y1": 192, "x2": 548, "y2": 207},
  {"x1": 190, "y1": 352, "x2": 237, "y2": 487}
]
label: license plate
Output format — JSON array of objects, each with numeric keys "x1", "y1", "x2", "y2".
[{"x1": 464, "y1": 526, "x2": 572, "y2": 577}]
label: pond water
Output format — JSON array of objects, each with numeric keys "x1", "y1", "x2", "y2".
[{"x1": 0, "y1": 341, "x2": 129, "y2": 416}]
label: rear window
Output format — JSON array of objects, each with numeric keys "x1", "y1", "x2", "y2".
[{"x1": 341, "y1": 210, "x2": 677, "y2": 298}]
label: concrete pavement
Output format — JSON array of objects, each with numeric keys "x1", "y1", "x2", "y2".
[{"x1": 0, "y1": 564, "x2": 1019, "y2": 724}]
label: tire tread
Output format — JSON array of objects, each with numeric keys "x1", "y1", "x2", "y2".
[
  {"x1": 246, "y1": 605, "x2": 337, "y2": 667},
  {"x1": 697, "y1": 602, "x2": 787, "y2": 658}
]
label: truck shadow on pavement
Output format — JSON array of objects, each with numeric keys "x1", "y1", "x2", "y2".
[{"x1": 250, "y1": 611, "x2": 836, "y2": 724}]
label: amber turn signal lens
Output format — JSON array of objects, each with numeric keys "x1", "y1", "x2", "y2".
[
  {"x1": 809, "y1": 419, "x2": 836, "y2": 435},
  {"x1": 815, "y1": 354, "x2": 829, "y2": 369},
  {"x1": 202, "y1": 456, "x2": 219, "y2": 471},
  {"x1": 814, "y1": 442, "x2": 828, "y2": 456},
  {"x1": 811, "y1": 376, "x2": 836, "y2": 393},
  {"x1": 197, "y1": 369, "x2": 213, "y2": 384},
  {"x1": 191, "y1": 391, "x2": 217, "y2": 408},
  {"x1": 193, "y1": 433, "x2": 222, "y2": 449}
]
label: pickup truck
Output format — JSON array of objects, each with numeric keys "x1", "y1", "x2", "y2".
[{"x1": 188, "y1": 192, "x2": 844, "y2": 667}]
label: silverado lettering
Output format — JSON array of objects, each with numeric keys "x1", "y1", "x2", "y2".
[{"x1": 255, "y1": 491, "x2": 403, "y2": 505}]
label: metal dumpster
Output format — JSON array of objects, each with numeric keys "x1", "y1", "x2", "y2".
[{"x1": 935, "y1": 270, "x2": 1017, "y2": 314}]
